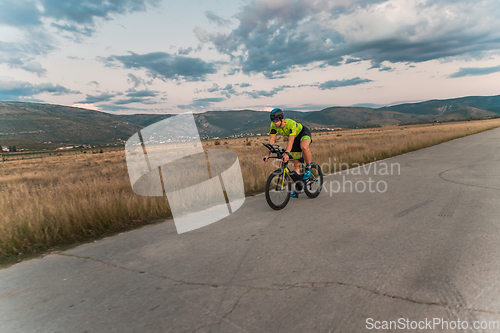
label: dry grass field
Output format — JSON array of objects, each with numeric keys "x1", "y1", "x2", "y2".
[{"x1": 2, "y1": 119, "x2": 500, "y2": 262}]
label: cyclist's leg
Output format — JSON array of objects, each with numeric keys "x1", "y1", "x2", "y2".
[
  {"x1": 300, "y1": 130, "x2": 312, "y2": 180},
  {"x1": 290, "y1": 153, "x2": 301, "y2": 173},
  {"x1": 298, "y1": 126, "x2": 312, "y2": 165},
  {"x1": 300, "y1": 137, "x2": 312, "y2": 164},
  {"x1": 290, "y1": 138, "x2": 302, "y2": 174}
]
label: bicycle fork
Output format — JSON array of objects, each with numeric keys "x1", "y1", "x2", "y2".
[{"x1": 276, "y1": 168, "x2": 289, "y2": 191}]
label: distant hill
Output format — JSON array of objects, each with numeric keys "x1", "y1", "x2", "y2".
[
  {"x1": 0, "y1": 101, "x2": 141, "y2": 146},
  {"x1": 378, "y1": 95, "x2": 500, "y2": 115},
  {"x1": 193, "y1": 110, "x2": 268, "y2": 137},
  {"x1": 486, "y1": 106, "x2": 500, "y2": 114},
  {"x1": 2, "y1": 94, "x2": 500, "y2": 149},
  {"x1": 300, "y1": 107, "x2": 431, "y2": 127},
  {"x1": 113, "y1": 114, "x2": 172, "y2": 127},
  {"x1": 434, "y1": 107, "x2": 497, "y2": 121}
]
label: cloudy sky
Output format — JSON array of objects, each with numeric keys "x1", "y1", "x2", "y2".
[{"x1": 1, "y1": 0, "x2": 500, "y2": 114}]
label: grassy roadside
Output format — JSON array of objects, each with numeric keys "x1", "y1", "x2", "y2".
[{"x1": 2, "y1": 119, "x2": 500, "y2": 264}]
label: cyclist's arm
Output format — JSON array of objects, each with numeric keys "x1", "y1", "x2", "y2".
[
  {"x1": 269, "y1": 134, "x2": 276, "y2": 145},
  {"x1": 285, "y1": 134, "x2": 295, "y2": 153},
  {"x1": 265, "y1": 134, "x2": 277, "y2": 159}
]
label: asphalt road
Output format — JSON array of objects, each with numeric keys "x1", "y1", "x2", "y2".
[{"x1": 2, "y1": 128, "x2": 500, "y2": 332}]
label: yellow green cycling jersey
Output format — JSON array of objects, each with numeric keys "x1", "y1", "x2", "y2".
[{"x1": 270, "y1": 119, "x2": 303, "y2": 137}]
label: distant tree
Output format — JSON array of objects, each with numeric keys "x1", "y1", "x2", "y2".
[{"x1": 8, "y1": 146, "x2": 16, "y2": 152}]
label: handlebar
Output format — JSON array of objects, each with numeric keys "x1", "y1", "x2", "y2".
[
  {"x1": 262, "y1": 143, "x2": 285, "y2": 154},
  {"x1": 262, "y1": 143, "x2": 290, "y2": 161}
]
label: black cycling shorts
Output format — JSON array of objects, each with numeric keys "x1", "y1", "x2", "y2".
[{"x1": 290, "y1": 126, "x2": 312, "y2": 152}]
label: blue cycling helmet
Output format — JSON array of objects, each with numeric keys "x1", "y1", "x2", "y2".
[{"x1": 270, "y1": 108, "x2": 284, "y2": 121}]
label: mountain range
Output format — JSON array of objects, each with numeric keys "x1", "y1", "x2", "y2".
[{"x1": 1, "y1": 95, "x2": 499, "y2": 149}]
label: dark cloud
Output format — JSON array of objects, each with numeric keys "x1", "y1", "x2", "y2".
[
  {"x1": 205, "y1": 11, "x2": 231, "y2": 27},
  {"x1": 207, "y1": 83, "x2": 219, "y2": 92},
  {"x1": 225, "y1": 67, "x2": 241, "y2": 76},
  {"x1": 449, "y1": 65, "x2": 500, "y2": 78},
  {"x1": 20, "y1": 61, "x2": 47, "y2": 77},
  {"x1": 110, "y1": 88, "x2": 159, "y2": 105},
  {"x1": 178, "y1": 47, "x2": 193, "y2": 55},
  {"x1": 114, "y1": 97, "x2": 157, "y2": 105},
  {"x1": 178, "y1": 97, "x2": 225, "y2": 109},
  {"x1": 78, "y1": 92, "x2": 116, "y2": 103},
  {"x1": 243, "y1": 85, "x2": 293, "y2": 99},
  {"x1": 345, "y1": 57, "x2": 362, "y2": 65},
  {"x1": 0, "y1": 80, "x2": 80, "y2": 100},
  {"x1": 0, "y1": 1, "x2": 42, "y2": 27},
  {"x1": 36, "y1": 83, "x2": 79, "y2": 95},
  {"x1": 200, "y1": 83, "x2": 239, "y2": 98},
  {"x1": 239, "y1": 82, "x2": 251, "y2": 88},
  {"x1": 102, "y1": 52, "x2": 217, "y2": 81},
  {"x1": 87, "y1": 81, "x2": 99, "y2": 87},
  {"x1": 4, "y1": 58, "x2": 24, "y2": 67},
  {"x1": 0, "y1": 0, "x2": 159, "y2": 70},
  {"x1": 126, "y1": 89, "x2": 158, "y2": 98},
  {"x1": 197, "y1": 0, "x2": 500, "y2": 78},
  {"x1": 194, "y1": 1, "x2": 350, "y2": 77},
  {"x1": 114, "y1": 98, "x2": 142, "y2": 105},
  {"x1": 0, "y1": 31, "x2": 55, "y2": 73},
  {"x1": 1, "y1": 32, "x2": 55, "y2": 57},
  {"x1": 317, "y1": 78, "x2": 372, "y2": 90},
  {"x1": 220, "y1": 84, "x2": 237, "y2": 98},
  {"x1": 50, "y1": 22, "x2": 94, "y2": 38},
  {"x1": 127, "y1": 73, "x2": 144, "y2": 87},
  {"x1": 369, "y1": 62, "x2": 394, "y2": 72},
  {"x1": 379, "y1": 66, "x2": 393, "y2": 72},
  {"x1": 41, "y1": 0, "x2": 160, "y2": 28}
]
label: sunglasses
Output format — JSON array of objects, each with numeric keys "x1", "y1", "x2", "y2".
[{"x1": 272, "y1": 117, "x2": 282, "y2": 123}]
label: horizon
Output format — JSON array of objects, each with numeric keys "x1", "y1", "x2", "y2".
[
  {"x1": 1, "y1": 0, "x2": 500, "y2": 114},
  {"x1": 2, "y1": 92, "x2": 499, "y2": 115}
]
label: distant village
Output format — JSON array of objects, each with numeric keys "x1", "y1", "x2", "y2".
[
  {"x1": 200, "y1": 127, "x2": 339, "y2": 140},
  {"x1": 1, "y1": 127, "x2": 341, "y2": 153}
]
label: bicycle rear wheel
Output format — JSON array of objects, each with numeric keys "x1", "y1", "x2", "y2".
[
  {"x1": 304, "y1": 162, "x2": 323, "y2": 198},
  {"x1": 265, "y1": 170, "x2": 292, "y2": 210}
]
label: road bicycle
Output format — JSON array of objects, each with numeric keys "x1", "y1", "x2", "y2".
[{"x1": 263, "y1": 143, "x2": 323, "y2": 210}]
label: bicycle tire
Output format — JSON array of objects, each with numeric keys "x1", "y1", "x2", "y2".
[
  {"x1": 265, "y1": 170, "x2": 292, "y2": 210},
  {"x1": 304, "y1": 162, "x2": 323, "y2": 198}
]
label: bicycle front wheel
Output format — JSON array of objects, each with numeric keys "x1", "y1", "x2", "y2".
[
  {"x1": 265, "y1": 170, "x2": 292, "y2": 210},
  {"x1": 304, "y1": 162, "x2": 323, "y2": 198}
]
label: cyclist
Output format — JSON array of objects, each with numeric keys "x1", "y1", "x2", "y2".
[{"x1": 263, "y1": 108, "x2": 313, "y2": 197}]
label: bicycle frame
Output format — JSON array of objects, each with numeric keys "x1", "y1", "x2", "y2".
[{"x1": 263, "y1": 143, "x2": 318, "y2": 184}]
